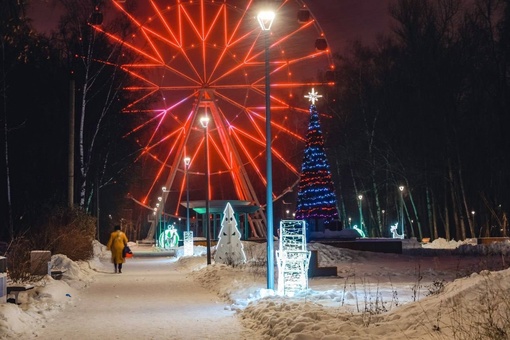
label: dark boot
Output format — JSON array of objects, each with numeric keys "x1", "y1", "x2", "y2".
[
  {"x1": 114, "y1": 264, "x2": 118, "y2": 273},
  {"x1": 118, "y1": 264, "x2": 122, "y2": 273}
]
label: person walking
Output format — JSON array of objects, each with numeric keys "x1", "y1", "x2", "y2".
[{"x1": 106, "y1": 225, "x2": 129, "y2": 273}]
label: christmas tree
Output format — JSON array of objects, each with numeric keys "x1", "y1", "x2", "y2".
[{"x1": 295, "y1": 89, "x2": 339, "y2": 231}]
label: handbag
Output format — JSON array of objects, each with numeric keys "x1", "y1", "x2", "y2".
[{"x1": 122, "y1": 245, "x2": 133, "y2": 258}]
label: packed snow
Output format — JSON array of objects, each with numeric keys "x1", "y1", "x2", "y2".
[{"x1": 1, "y1": 238, "x2": 510, "y2": 339}]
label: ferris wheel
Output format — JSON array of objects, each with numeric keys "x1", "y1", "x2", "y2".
[{"x1": 96, "y1": 0, "x2": 333, "y2": 237}]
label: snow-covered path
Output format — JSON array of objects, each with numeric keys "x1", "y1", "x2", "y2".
[{"x1": 31, "y1": 256, "x2": 255, "y2": 340}]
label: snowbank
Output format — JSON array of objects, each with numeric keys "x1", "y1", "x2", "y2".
[{"x1": 1, "y1": 238, "x2": 510, "y2": 339}]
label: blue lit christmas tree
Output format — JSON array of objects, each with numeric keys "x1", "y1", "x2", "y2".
[{"x1": 295, "y1": 89, "x2": 339, "y2": 231}]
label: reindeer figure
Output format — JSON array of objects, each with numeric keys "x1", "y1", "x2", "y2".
[
  {"x1": 390, "y1": 223, "x2": 404, "y2": 239},
  {"x1": 352, "y1": 225, "x2": 366, "y2": 238}
]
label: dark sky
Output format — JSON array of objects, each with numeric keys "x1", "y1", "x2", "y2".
[
  {"x1": 307, "y1": 0, "x2": 394, "y2": 54},
  {"x1": 27, "y1": 0, "x2": 395, "y2": 55}
]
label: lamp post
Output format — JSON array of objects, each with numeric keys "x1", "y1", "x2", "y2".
[
  {"x1": 200, "y1": 115, "x2": 211, "y2": 265},
  {"x1": 184, "y1": 157, "x2": 191, "y2": 232},
  {"x1": 358, "y1": 194, "x2": 364, "y2": 234},
  {"x1": 183, "y1": 156, "x2": 193, "y2": 256},
  {"x1": 382, "y1": 209, "x2": 386, "y2": 233},
  {"x1": 258, "y1": 9, "x2": 275, "y2": 290},
  {"x1": 162, "y1": 188, "x2": 166, "y2": 237},
  {"x1": 399, "y1": 185, "x2": 405, "y2": 237},
  {"x1": 471, "y1": 210, "x2": 475, "y2": 234},
  {"x1": 157, "y1": 197, "x2": 162, "y2": 246},
  {"x1": 161, "y1": 186, "x2": 171, "y2": 247},
  {"x1": 153, "y1": 205, "x2": 158, "y2": 245}
]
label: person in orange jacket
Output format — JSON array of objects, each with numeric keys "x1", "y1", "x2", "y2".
[{"x1": 106, "y1": 225, "x2": 129, "y2": 273}]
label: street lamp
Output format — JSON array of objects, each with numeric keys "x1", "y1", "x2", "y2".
[
  {"x1": 200, "y1": 115, "x2": 211, "y2": 265},
  {"x1": 183, "y1": 156, "x2": 193, "y2": 256},
  {"x1": 399, "y1": 185, "x2": 405, "y2": 237},
  {"x1": 161, "y1": 186, "x2": 171, "y2": 247},
  {"x1": 358, "y1": 194, "x2": 364, "y2": 234},
  {"x1": 157, "y1": 197, "x2": 162, "y2": 246},
  {"x1": 471, "y1": 210, "x2": 475, "y2": 232},
  {"x1": 258, "y1": 8, "x2": 275, "y2": 290},
  {"x1": 184, "y1": 157, "x2": 191, "y2": 232}
]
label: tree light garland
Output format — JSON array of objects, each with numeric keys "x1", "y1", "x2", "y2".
[{"x1": 295, "y1": 90, "x2": 339, "y2": 228}]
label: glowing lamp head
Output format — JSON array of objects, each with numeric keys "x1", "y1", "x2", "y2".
[
  {"x1": 399, "y1": 185, "x2": 404, "y2": 192},
  {"x1": 200, "y1": 116, "x2": 210, "y2": 128},
  {"x1": 158, "y1": 196, "x2": 162, "y2": 202},
  {"x1": 162, "y1": 186, "x2": 167, "y2": 192},
  {"x1": 184, "y1": 157, "x2": 191, "y2": 167},
  {"x1": 257, "y1": 11, "x2": 275, "y2": 31},
  {"x1": 358, "y1": 195, "x2": 363, "y2": 201}
]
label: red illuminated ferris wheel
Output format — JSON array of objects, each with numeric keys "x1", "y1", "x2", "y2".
[{"x1": 96, "y1": 0, "x2": 333, "y2": 236}]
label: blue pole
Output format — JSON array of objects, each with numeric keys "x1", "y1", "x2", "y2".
[
  {"x1": 205, "y1": 124, "x2": 211, "y2": 265},
  {"x1": 265, "y1": 30, "x2": 274, "y2": 290},
  {"x1": 186, "y1": 164, "x2": 190, "y2": 232}
]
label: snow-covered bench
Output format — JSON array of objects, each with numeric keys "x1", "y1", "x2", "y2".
[
  {"x1": 308, "y1": 250, "x2": 337, "y2": 277},
  {"x1": 7, "y1": 284, "x2": 34, "y2": 304},
  {"x1": 50, "y1": 269, "x2": 66, "y2": 280}
]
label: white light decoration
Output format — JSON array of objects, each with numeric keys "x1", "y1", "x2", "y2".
[
  {"x1": 276, "y1": 220, "x2": 311, "y2": 296},
  {"x1": 304, "y1": 88, "x2": 322, "y2": 105},
  {"x1": 158, "y1": 224, "x2": 180, "y2": 249},
  {"x1": 183, "y1": 231, "x2": 194, "y2": 256},
  {"x1": 390, "y1": 223, "x2": 404, "y2": 239},
  {"x1": 214, "y1": 202, "x2": 246, "y2": 265},
  {"x1": 352, "y1": 225, "x2": 366, "y2": 238}
]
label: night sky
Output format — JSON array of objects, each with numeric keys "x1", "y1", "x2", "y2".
[{"x1": 28, "y1": 0, "x2": 395, "y2": 55}]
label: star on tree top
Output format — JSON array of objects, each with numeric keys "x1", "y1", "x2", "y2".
[{"x1": 304, "y1": 88, "x2": 322, "y2": 105}]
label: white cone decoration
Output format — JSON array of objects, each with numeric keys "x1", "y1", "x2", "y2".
[
  {"x1": 214, "y1": 202, "x2": 246, "y2": 265},
  {"x1": 183, "y1": 231, "x2": 194, "y2": 256}
]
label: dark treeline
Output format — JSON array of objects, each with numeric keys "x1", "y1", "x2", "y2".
[
  {"x1": 326, "y1": 0, "x2": 509, "y2": 240},
  {"x1": 1, "y1": 0, "x2": 509, "y2": 243},
  {"x1": 0, "y1": 0, "x2": 140, "y2": 242}
]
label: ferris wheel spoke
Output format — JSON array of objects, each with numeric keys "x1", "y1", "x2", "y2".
[
  {"x1": 213, "y1": 91, "x2": 266, "y2": 140},
  {"x1": 120, "y1": 65, "x2": 160, "y2": 87},
  {"x1": 208, "y1": 4, "x2": 252, "y2": 82},
  {"x1": 230, "y1": 129, "x2": 267, "y2": 186},
  {"x1": 232, "y1": 121, "x2": 299, "y2": 176},
  {"x1": 120, "y1": 56, "x2": 202, "y2": 88},
  {"x1": 123, "y1": 110, "x2": 162, "y2": 139},
  {"x1": 151, "y1": 2, "x2": 206, "y2": 83},
  {"x1": 215, "y1": 88, "x2": 305, "y2": 143},
  {"x1": 207, "y1": 135, "x2": 233, "y2": 174},
  {"x1": 231, "y1": 119, "x2": 302, "y2": 180},
  {"x1": 246, "y1": 108, "x2": 306, "y2": 142},
  {"x1": 150, "y1": 1, "x2": 181, "y2": 48},
  {"x1": 141, "y1": 129, "x2": 184, "y2": 204},
  {"x1": 200, "y1": 2, "x2": 228, "y2": 81},
  {"x1": 95, "y1": 26, "x2": 163, "y2": 65},
  {"x1": 134, "y1": 125, "x2": 183, "y2": 165}
]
